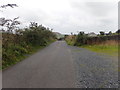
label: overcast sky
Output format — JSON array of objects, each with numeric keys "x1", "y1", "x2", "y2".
[{"x1": 0, "y1": 0, "x2": 119, "y2": 34}]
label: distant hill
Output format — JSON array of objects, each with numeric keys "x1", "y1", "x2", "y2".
[{"x1": 53, "y1": 32, "x2": 64, "y2": 39}]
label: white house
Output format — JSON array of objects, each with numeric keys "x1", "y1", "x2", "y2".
[{"x1": 88, "y1": 32, "x2": 97, "y2": 37}]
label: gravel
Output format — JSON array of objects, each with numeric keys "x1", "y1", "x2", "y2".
[{"x1": 68, "y1": 45, "x2": 118, "y2": 88}]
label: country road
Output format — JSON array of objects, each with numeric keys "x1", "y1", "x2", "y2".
[{"x1": 3, "y1": 41, "x2": 118, "y2": 88}]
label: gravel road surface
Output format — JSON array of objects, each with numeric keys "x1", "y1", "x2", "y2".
[
  {"x1": 3, "y1": 41, "x2": 118, "y2": 88},
  {"x1": 68, "y1": 46, "x2": 118, "y2": 88}
]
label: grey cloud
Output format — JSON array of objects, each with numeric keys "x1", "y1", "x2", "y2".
[
  {"x1": 0, "y1": 0, "x2": 118, "y2": 34},
  {"x1": 85, "y1": 2, "x2": 115, "y2": 17}
]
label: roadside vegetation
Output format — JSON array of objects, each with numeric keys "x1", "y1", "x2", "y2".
[
  {"x1": 2, "y1": 21, "x2": 56, "y2": 69},
  {"x1": 65, "y1": 35, "x2": 76, "y2": 45},
  {"x1": 65, "y1": 30, "x2": 119, "y2": 56},
  {"x1": 81, "y1": 41, "x2": 118, "y2": 57},
  {"x1": 0, "y1": 4, "x2": 56, "y2": 69}
]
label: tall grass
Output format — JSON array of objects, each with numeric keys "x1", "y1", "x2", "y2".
[
  {"x1": 65, "y1": 35, "x2": 76, "y2": 45},
  {"x1": 81, "y1": 40, "x2": 118, "y2": 56},
  {"x1": 65, "y1": 34, "x2": 119, "y2": 57}
]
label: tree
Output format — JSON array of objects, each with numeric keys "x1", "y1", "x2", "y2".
[
  {"x1": 22, "y1": 22, "x2": 56, "y2": 46},
  {"x1": 100, "y1": 31, "x2": 105, "y2": 36},
  {"x1": 0, "y1": 3, "x2": 18, "y2": 27},
  {"x1": 29, "y1": 22, "x2": 38, "y2": 28},
  {"x1": 0, "y1": 4, "x2": 17, "y2": 9},
  {"x1": 107, "y1": 31, "x2": 112, "y2": 35},
  {"x1": 75, "y1": 31, "x2": 87, "y2": 46},
  {"x1": 0, "y1": 17, "x2": 20, "y2": 33}
]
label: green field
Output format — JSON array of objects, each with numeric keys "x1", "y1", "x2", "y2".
[{"x1": 81, "y1": 45, "x2": 118, "y2": 57}]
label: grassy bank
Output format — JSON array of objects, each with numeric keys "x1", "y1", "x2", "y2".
[
  {"x1": 65, "y1": 34, "x2": 118, "y2": 57},
  {"x1": 2, "y1": 40, "x2": 55, "y2": 70},
  {"x1": 81, "y1": 45, "x2": 118, "y2": 57},
  {"x1": 2, "y1": 22, "x2": 56, "y2": 70},
  {"x1": 65, "y1": 35, "x2": 76, "y2": 45},
  {"x1": 2, "y1": 45, "x2": 43, "y2": 70}
]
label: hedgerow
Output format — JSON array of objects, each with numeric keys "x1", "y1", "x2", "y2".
[{"x1": 2, "y1": 22, "x2": 56, "y2": 69}]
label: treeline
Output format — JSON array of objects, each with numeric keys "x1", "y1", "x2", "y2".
[
  {"x1": 2, "y1": 22, "x2": 56, "y2": 69},
  {"x1": 65, "y1": 30, "x2": 120, "y2": 46},
  {"x1": 75, "y1": 32, "x2": 119, "y2": 46},
  {"x1": 85, "y1": 35, "x2": 119, "y2": 45}
]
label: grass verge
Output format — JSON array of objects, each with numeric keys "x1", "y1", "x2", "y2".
[
  {"x1": 2, "y1": 40, "x2": 55, "y2": 70},
  {"x1": 81, "y1": 45, "x2": 118, "y2": 57}
]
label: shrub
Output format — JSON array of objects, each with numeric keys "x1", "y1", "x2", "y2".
[
  {"x1": 2, "y1": 22, "x2": 56, "y2": 69},
  {"x1": 13, "y1": 45, "x2": 28, "y2": 54},
  {"x1": 74, "y1": 32, "x2": 88, "y2": 46}
]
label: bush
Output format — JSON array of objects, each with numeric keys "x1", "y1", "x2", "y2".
[
  {"x1": 13, "y1": 45, "x2": 28, "y2": 54},
  {"x1": 74, "y1": 34, "x2": 118, "y2": 46},
  {"x1": 74, "y1": 32, "x2": 88, "y2": 46},
  {"x1": 2, "y1": 22, "x2": 56, "y2": 69}
]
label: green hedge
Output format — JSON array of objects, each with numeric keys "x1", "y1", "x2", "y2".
[{"x1": 2, "y1": 23, "x2": 56, "y2": 69}]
